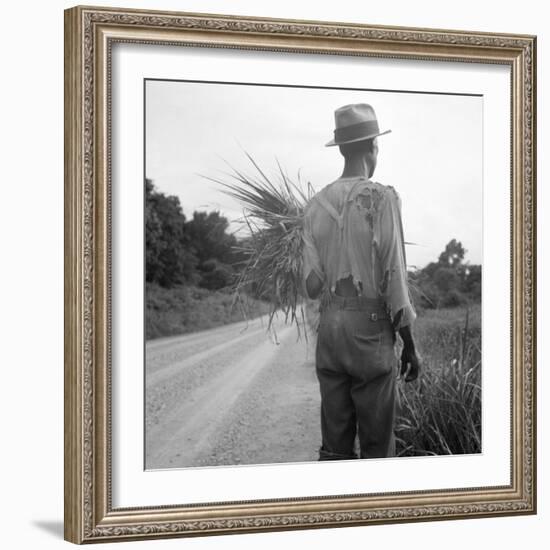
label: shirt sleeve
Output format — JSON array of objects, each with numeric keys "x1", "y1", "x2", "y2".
[
  {"x1": 375, "y1": 188, "x2": 416, "y2": 330},
  {"x1": 301, "y1": 208, "x2": 324, "y2": 290}
]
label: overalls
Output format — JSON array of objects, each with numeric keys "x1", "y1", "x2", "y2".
[
  {"x1": 309, "y1": 180, "x2": 399, "y2": 460},
  {"x1": 316, "y1": 293, "x2": 397, "y2": 459}
]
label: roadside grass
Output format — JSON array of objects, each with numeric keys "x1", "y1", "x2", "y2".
[
  {"x1": 395, "y1": 304, "x2": 482, "y2": 456},
  {"x1": 146, "y1": 283, "x2": 269, "y2": 340}
]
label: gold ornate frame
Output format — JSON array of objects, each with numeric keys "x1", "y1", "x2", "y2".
[{"x1": 64, "y1": 5, "x2": 537, "y2": 544}]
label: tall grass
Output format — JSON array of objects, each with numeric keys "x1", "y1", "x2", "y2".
[{"x1": 395, "y1": 305, "x2": 482, "y2": 456}]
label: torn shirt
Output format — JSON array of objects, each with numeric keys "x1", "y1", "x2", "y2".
[{"x1": 302, "y1": 176, "x2": 416, "y2": 330}]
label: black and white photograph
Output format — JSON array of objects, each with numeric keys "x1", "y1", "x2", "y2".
[{"x1": 144, "y1": 79, "x2": 482, "y2": 470}]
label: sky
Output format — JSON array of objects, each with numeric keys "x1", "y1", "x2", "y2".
[{"x1": 145, "y1": 79, "x2": 482, "y2": 269}]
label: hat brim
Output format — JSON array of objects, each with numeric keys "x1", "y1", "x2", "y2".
[{"x1": 325, "y1": 129, "x2": 392, "y2": 147}]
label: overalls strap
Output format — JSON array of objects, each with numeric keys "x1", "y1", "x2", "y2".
[
  {"x1": 314, "y1": 179, "x2": 368, "y2": 233},
  {"x1": 315, "y1": 193, "x2": 344, "y2": 230}
]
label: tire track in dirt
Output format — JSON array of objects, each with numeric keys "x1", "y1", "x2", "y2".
[
  {"x1": 146, "y1": 324, "x2": 296, "y2": 469},
  {"x1": 199, "y1": 330, "x2": 320, "y2": 467},
  {"x1": 146, "y1": 317, "x2": 268, "y2": 374},
  {"x1": 146, "y1": 320, "x2": 272, "y2": 429}
]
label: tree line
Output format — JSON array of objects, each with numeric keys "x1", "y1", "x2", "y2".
[
  {"x1": 146, "y1": 179, "x2": 481, "y2": 308},
  {"x1": 409, "y1": 239, "x2": 481, "y2": 309},
  {"x1": 145, "y1": 179, "x2": 242, "y2": 290}
]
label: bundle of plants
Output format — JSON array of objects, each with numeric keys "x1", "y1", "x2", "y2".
[{"x1": 203, "y1": 153, "x2": 314, "y2": 337}]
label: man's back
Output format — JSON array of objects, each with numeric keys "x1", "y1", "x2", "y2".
[{"x1": 302, "y1": 176, "x2": 415, "y2": 328}]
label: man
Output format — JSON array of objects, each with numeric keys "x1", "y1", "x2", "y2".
[{"x1": 302, "y1": 103, "x2": 421, "y2": 460}]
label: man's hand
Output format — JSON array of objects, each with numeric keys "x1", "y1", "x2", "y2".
[
  {"x1": 397, "y1": 320, "x2": 421, "y2": 382},
  {"x1": 400, "y1": 345, "x2": 421, "y2": 382}
]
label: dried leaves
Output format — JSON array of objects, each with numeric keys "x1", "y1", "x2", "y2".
[{"x1": 202, "y1": 153, "x2": 313, "y2": 337}]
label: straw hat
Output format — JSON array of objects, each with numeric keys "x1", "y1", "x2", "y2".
[{"x1": 325, "y1": 103, "x2": 391, "y2": 147}]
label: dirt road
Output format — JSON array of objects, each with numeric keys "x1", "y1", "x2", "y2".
[{"x1": 145, "y1": 317, "x2": 321, "y2": 470}]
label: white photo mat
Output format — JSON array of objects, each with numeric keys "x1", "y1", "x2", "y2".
[{"x1": 111, "y1": 43, "x2": 511, "y2": 508}]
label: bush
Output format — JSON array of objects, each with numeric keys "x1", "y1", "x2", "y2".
[
  {"x1": 440, "y1": 289, "x2": 468, "y2": 308},
  {"x1": 407, "y1": 240, "x2": 481, "y2": 310},
  {"x1": 145, "y1": 283, "x2": 269, "y2": 340},
  {"x1": 198, "y1": 259, "x2": 236, "y2": 290}
]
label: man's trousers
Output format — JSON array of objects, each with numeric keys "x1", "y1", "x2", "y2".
[{"x1": 315, "y1": 294, "x2": 398, "y2": 460}]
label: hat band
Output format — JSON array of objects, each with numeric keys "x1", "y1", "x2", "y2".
[{"x1": 334, "y1": 120, "x2": 380, "y2": 143}]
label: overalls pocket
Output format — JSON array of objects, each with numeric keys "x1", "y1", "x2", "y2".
[{"x1": 351, "y1": 313, "x2": 395, "y2": 382}]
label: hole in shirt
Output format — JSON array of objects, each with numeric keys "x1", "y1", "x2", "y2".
[
  {"x1": 380, "y1": 269, "x2": 390, "y2": 294},
  {"x1": 334, "y1": 275, "x2": 363, "y2": 296},
  {"x1": 354, "y1": 188, "x2": 385, "y2": 229}
]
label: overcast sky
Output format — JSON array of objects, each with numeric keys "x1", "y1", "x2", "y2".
[{"x1": 145, "y1": 79, "x2": 482, "y2": 269}]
